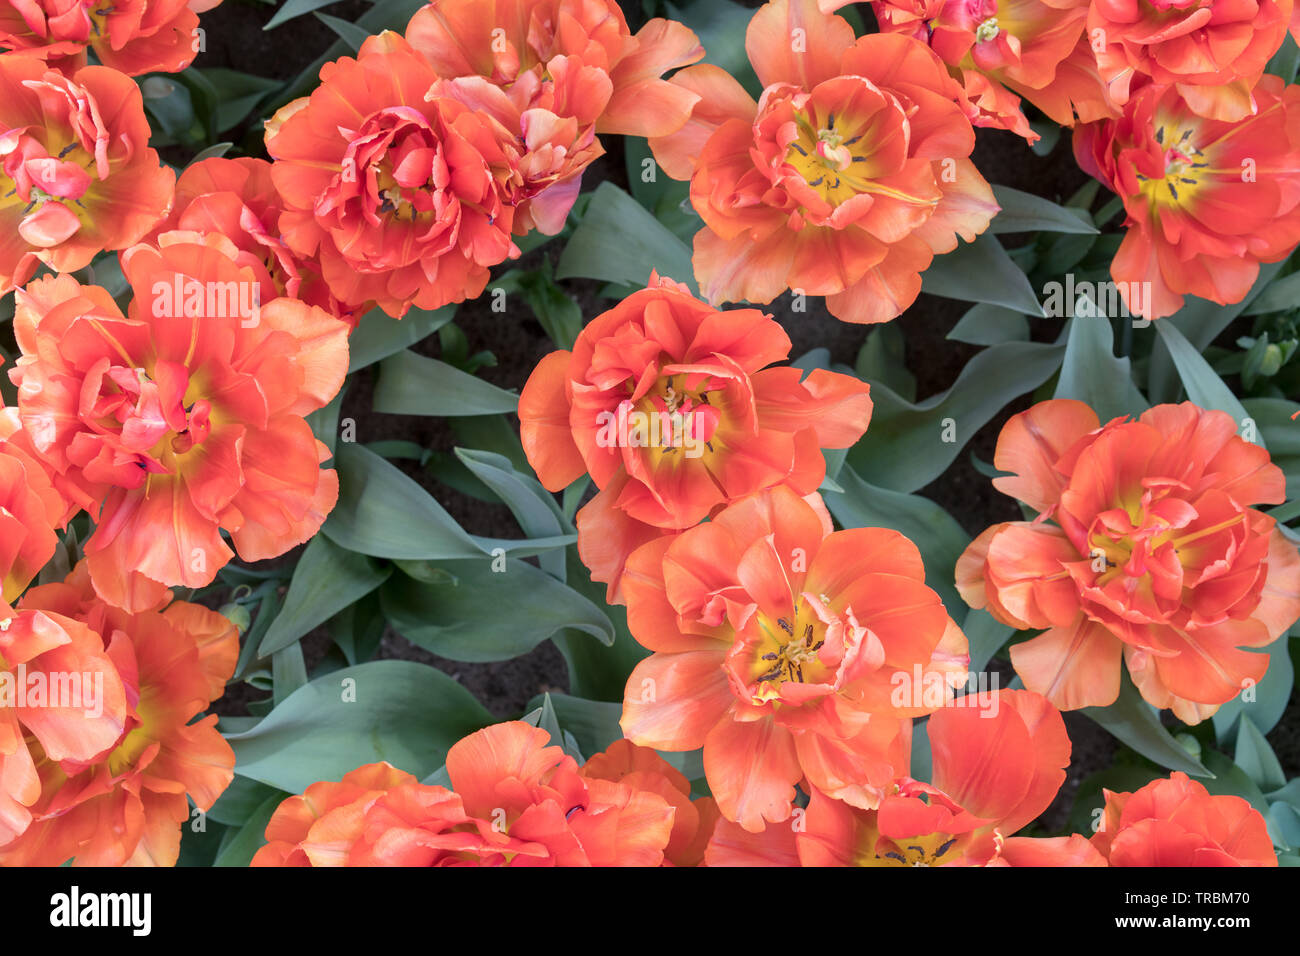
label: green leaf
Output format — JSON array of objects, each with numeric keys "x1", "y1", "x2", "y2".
[
  {"x1": 189, "y1": 142, "x2": 233, "y2": 163},
  {"x1": 947, "y1": 303, "x2": 1030, "y2": 346},
  {"x1": 271, "y1": 642, "x2": 308, "y2": 707},
  {"x1": 623, "y1": 137, "x2": 698, "y2": 245},
  {"x1": 557, "y1": 182, "x2": 696, "y2": 293},
  {"x1": 314, "y1": 11, "x2": 370, "y2": 52},
  {"x1": 550, "y1": 549, "x2": 649, "y2": 702},
  {"x1": 1147, "y1": 262, "x2": 1287, "y2": 403},
  {"x1": 1201, "y1": 747, "x2": 1272, "y2": 818},
  {"x1": 1242, "y1": 397, "x2": 1300, "y2": 499},
  {"x1": 846, "y1": 339, "x2": 1066, "y2": 493},
  {"x1": 1234, "y1": 715, "x2": 1287, "y2": 792},
  {"x1": 212, "y1": 794, "x2": 282, "y2": 867},
  {"x1": 664, "y1": 0, "x2": 759, "y2": 97},
  {"x1": 1212, "y1": 637, "x2": 1293, "y2": 743},
  {"x1": 921, "y1": 233, "x2": 1044, "y2": 316},
  {"x1": 499, "y1": 266, "x2": 586, "y2": 351},
  {"x1": 381, "y1": 557, "x2": 613, "y2": 663},
  {"x1": 1155, "y1": 320, "x2": 1260, "y2": 448},
  {"x1": 965, "y1": 607, "x2": 1014, "y2": 674},
  {"x1": 274, "y1": 0, "x2": 426, "y2": 111},
  {"x1": 347, "y1": 305, "x2": 457, "y2": 373},
  {"x1": 305, "y1": 388, "x2": 344, "y2": 457},
  {"x1": 522, "y1": 693, "x2": 585, "y2": 761},
  {"x1": 455, "y1": 448, "x2": 567, "y2": 580},
  {"x1": 176, "y1": 818, "x2": 229, "y2": 867},
  {"x1": 323, "y1": 442, "x2": 485, "y2": 560},
  {"x1": 191, "y1": 68, "x2": 283, "y2": 134},
  {"x1": 226, "y1": 661, "x2": 493, "y2": 792},
  {"x1": 265, "y1": 0, "x2": 345, "y2": 30},
  {"x1": 522, "y1": 692, "x2": 624, "y2": 759},
  {"x1": 1066, "y1": 764, "x2": 1161, "y2": 836},
  {"x1": 823, "y1": 465, "x2": 968, "y2": 612},
  {"x1": 1242, "y1": 270, "x2": 1300, "y2": 316},
  {"x1": 1268, "y1": 32, "x2": 1300, "y2": 83},
  {"x1": 854, "y1": 323, "x2": 916, "y2": 401},
  {"x1": 258, "y1": 535, "x2": 392, "y2": 656},
  {"x1": 1269, "y1": 802, "x2": 1300, "y2": 850},
  {"x1": 207, "y1": 776, "x2": 285, "y2": 828},
  {"x1": 1055, "y1": 314, "x2": 1148, "y2": 421},
  {"x1": 1082, "y1": 672, "x2": 1213, "y2": 777},
  {"x1": 234, "y1": 586, "x2": 282, "y2": 682},
  {"x1": 373, "y1": 348, "x2": 519, "y2": 417},
  {"x1": 989, "y1": 185, "x2": 1099, "y2": 235}
]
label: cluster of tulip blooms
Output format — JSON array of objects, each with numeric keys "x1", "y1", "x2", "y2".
[{"x1": 0, "y1": 0, "x2": 1296, "y2": 866}]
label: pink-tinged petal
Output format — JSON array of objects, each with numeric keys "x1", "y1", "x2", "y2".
[
  {"x1": 704, "y1": 816, "x2": 801, "y2": 866},
  {"x1": 993, "y1": 399, "x2": 1101, "y2": 513},
  {"x1": 931, "y1": 689, "x2": 1070, "y2": 835},
  {"x1": 1001, "y1": 834, "x2": 1108, "y2": 866},
  {"x1": 703, "y1": 715, "x2": 801, "y2": 832},
  {"x1": 621, "y1": 650, "x2": 733, "y2": 750},
  {"x1": 746, "y1": 0, "x2": 856, "y2": 89},
  {"x1": 647, "y1": 64, "x2": 757, "y2": 180},
  {"x1": 519, "y1": 350, "x2": 585, "y2": 493},
  {"x1": 1009, "y1": 616, "x2": 1124, "y2": 710}
]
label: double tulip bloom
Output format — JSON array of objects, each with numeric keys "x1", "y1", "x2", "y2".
[
  {"x1": 0, "y1": 407, "x2": 66, "y2": 605},
  {"x1": 1093, "y1": 771, "x2": 1278, "y2": 866},
  {"x1": 707, "y1": 689, "x2": 1105, "y2": 866},
  {"x1": 650, "y1": 0, "x2": 999, "y2": 324},
  {"x1": 0, "y1": 57, "x2": 173, "y2": 291},
  {"x1": 150, "y1": 156, "x2": 356, "y2": 327},
  {"x1": 0, "y1": 0, "x2": 217, "y2": 76},
  {"x1": 959, "y1": 400, "x2": 1300, "y2": 721},
  {"x1": 266, "y1": 0, "x2": 703, "y2": 318},
  {"x1": 872, "y1": 0, "x2": 1115, "y2": 142},
  {"x1": 1076, "y1": 77, "x2": 1300, "y2": 320},
  {"x1": 253, "y1": 722, "x2": 710, "y2": 867},
  {"x1": 7, "y1": 234, "x2": 349, "y2": 611},
  {"x1": 618, "y1": 486, "x2": 969, "y2": 832},
  {"x1": 519, "y1": 274, "x2": 872, "y2": 601},
  {"x1": 1088, "y1": 0, "x2": 1293, "y2": 121},
  {"x1": 0, "y1": 562, "x2": 236, "y2": 864}
]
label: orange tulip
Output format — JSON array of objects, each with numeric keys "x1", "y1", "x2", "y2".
[
  {"x1": 1093, "y1": 772, "x2": 1278, "y2": 866},
  {"x1": 1089, "y1": 0, "x2": 1292, "y2": 122},
  {"x1": 148, "y1": 156, "x2": 358, "y2": 327},
  {"x1": 7, "y1": 236, "x2": 350, "y2": 611},
  {"x1": 1074, "y1": 78, "x2": 1300, "y2": 319},
  {"x1": 254, "y1": 723, "x2": 682, "y2": 866},
  {"x1": 443, "y1": 722, "x2": 676, "y2": 866},
  {"x1": 403, "y1": 0, "x2": 703, "y2": 235},
  {"x1": 578, "y1": 738, "x2": 718, "y2": 866},
  {"x1": 518, "y1": 273, "x2": 872, "y2": 602},
  {"x1": 0, "y1": 406, "x2": 66, "y2": 604},
  {"x1": 0, "y1": 597, "x2": 128, "y2": 846},
  {"x1": 619, "y1": 485, "x2": 968, "y2": 832},
  {"x1": 958, "y1": 400, "x2": 1300, "y2": 720},
  {"x1": 251, "y1": 763, "x2": 520, "y2": 867},
  {"x1": 403, "y1": 0, "x2": 704, "y2": 139},
  {"x1": 874, "y1": 0, "x2": 1115, "y2": 142},
  {"x1": 0, "y1": 561, "x2": 232, "y2": 865},
  {"x1": 649, "y1": 0, "x2": 998, "y2": 324},
  {"x1": 0, "y1": 0, "x2": 214, "y2": 76},
  {"x1": 265, "y1": 32, "x2": 521, "y2": 318},
  {"x1": 706, "y1": 689, "x2": 1105, "y2": 866},
  {"x1": 0, "y1": 56, "x2": 174, "y2": 292}
]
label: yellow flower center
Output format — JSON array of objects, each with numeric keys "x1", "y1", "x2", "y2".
[
  {"x1": 749, "y1": 602, "x2": 830, "y2": 698},
  {"x1": 1138, "y1": 123, "x2": 1209, "y2": 207}
]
